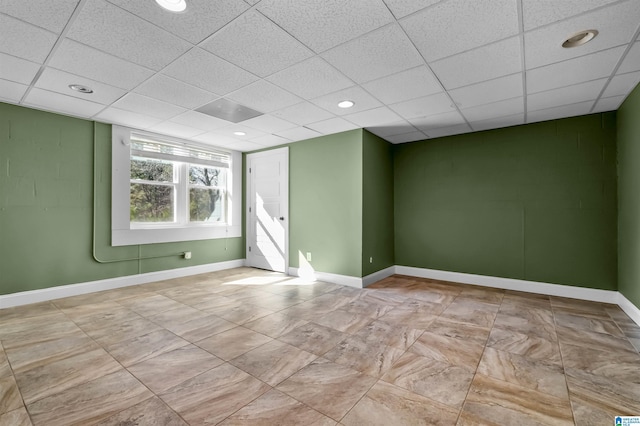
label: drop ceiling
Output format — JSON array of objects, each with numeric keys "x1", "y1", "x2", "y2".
[{"x1": 1, "y1": 0, "x2": 639, "y2": 151}]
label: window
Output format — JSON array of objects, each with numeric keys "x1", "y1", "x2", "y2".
[{"x1": 111, "y1": 126, "x2": 242, "y2": 246}]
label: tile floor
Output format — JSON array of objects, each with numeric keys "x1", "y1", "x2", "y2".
[{"x1": 1, "y1": 267, "x2": 639, "y2": 425}]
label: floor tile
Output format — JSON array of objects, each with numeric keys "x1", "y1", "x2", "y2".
[
  {"x1": 323, "y1": 334, "x2": 405, "y2": 378},
  {"x1": 196, "y1": 326, "x2": 272, "y2": 360},
  {"x1": 565, "y1": 367, "x2": 640, "y2": 414},
  {"x1": 381, "y1": 351, "x2": 474, "y2": 409},
  {"x1": 425, "y1": 317, "x2": 491, "y2": 345},
  {"x1": 342, "y1": 380, "x2": 459, "y2": 426},
  {"x1": 219, "y1": 388, "x2": 336, "y2": 426},
  {"x1": 554, "y1": 312, "x2": 624, "y2": 338},
  {"x1": 278, "y1": 322, "x2": 347, "y2": 356},
  {"x1": 276, "y1": 358, "x2": 377, "y2": 421},
  {"x1": 0, "y1": 375, "x2": 23, "y2": 415},
  {"x1": 160, "y1": 363, "x2": 270, "y2": 426},
  {"x1": 84, "y1": 317, "x2": 162, "y2": 347},
  {"x1": 0, "y1": 313, "x2": 81, "y2": 349},
  {"x1": 458, "y1": 373, "x2": 574, "y2": 425},
  {"x1": 230, "y1": 340, "x2": 316, "y2": 386},
  {"x1": 560, "y1": 342, "x2": 640, "y2": 382},
  {"x1": 0, "y1": 347, "x2": 10, "y2": 379},
  {"x1": 314, "y1": 309, "x2": 373, "y2": 334},
  {"x1": 0, "y1": 407, "x2": 32, "y2": 426},
  {"x1": 570, "y1": 394, "x2": 621, "y2": 426},
  {"x1": 440, "y1": 297, "x2": 500, "y2": 328},
  {"x1": 118, "y1": 294, "x2": 186, "y2": 317},
  {"x1": 243, "y1": 312, "x2": 309, "y2": 338},
  {"x1": 161, "y1": 313, "x2": 237, "y2": 342},
  {"x1": 128, "y1": 344, "x2": 224, "y2": 394},
  {"x1": 95, "y1": 396, "x2": 187, "y2": 426},
  {"x1": 27, "y1": 370, "x2": 153, "y2": 426},
  {"x1": 0, "y1": 302, "x2": 59, "y2": 323},
  {"x1": 339, "y1": 297, "x2": 395, "y2": 319},
  {"x1": 487, "y1": 327, "x2": 562, "y2": 365},
  {"x1": 493, "y1": 311, "x2": 557, "y2": 342},
  {"x1": 458, "y1": 285, "x2": 505, "y2": 304},
  {"x1": 15, "y1": 348, "x2": 121, "y2": 404},
  {"x1": 409, "y1": 330, "x2": 484, "y2": 370},
  {"x1": 205, "y1": 302, "x2": 275, "y2": 325},
  {"x1": 106, "y1": 329, "x2": 190, "y2": 367},
  {"x1": 556, "y1": 325, "x2": 637, "y2": 354},
  {"x1": 353, "y1": 320, "x2": 422, "y2": 350},
  {"x1": 377, "y1": 306, "x2": 438, "y2": 329},
  {"x1": 477, "y1": 347, "x2": 568, "y2": 399}
]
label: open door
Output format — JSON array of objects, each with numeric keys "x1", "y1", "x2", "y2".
[{"x1": 246, "y1": 148, "x2": 289, "y2": 273}]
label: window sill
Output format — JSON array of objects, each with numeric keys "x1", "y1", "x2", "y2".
[{"x1": 112, "y1": 224, "x2": 241, "y2": 246}]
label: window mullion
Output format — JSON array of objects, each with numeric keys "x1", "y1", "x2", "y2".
[{"x1": 176, "y1": 162, "x2": 188, "y2": 226}]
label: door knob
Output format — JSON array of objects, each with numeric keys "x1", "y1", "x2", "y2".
[{"x1": 279, "y1": 217, "x2": 285, "y2": 221}]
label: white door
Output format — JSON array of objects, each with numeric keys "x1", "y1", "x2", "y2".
[{"x1": 246, "y1": 148, "x2": 288, "y2": 273}]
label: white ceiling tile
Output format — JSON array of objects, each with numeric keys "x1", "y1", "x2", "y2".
[
  {"x1": 618, "y1": 42, "x2": 640, "y2": 74},
  {"x1": 94, "y1": 106, "x2": 162, "y2": 129},
  {"x1": 362, "y1": 66, "x2": 443, "y2": 105},
  {"x1": 311, "y1": 86, "x2": 382, "y2": 116},
  {"x1": 163, "y1": 48, "x2": 258, "y2": 95},
  {"x1": 469, "y1": 113, "x2": 525, "y2": 131},
  {"x1": 344, "y1": 106, "x2": 402, "y2": 127},
  {"x1": 527, "y1": 46, "x2": 625, "y2": 93},
  {"x1": 257, "y1": 0, "x2": 394, "y2": 53},
  {"x1": 527, "y1": 79, "x2": 606, "y2": 111},
  {"x1": 192, "y1": 132, "x2": 242, "y2": 147},
  {"x1": 105, "y1": 0, "x2": 249, "y2": 44},
  {"x1": 390, "y1": 92, "x2": 455, "y2": 120},
  {"x1": 249, "y1": 134, "x2": 291, "y2": 146},
  {"x1": 48, "y1": 39, "x2": 154, "y2": 90},
  {"x1": 267, "y1": 57, "x2": 354, "y2": 99},
  {"x1": 67, "y1": 0, "x2": 191, "y2": 70},
  {"x1": 322, "y1": 24, "x2": 423, "y2": 84},
  {"x1": 306, "y1": 117, "x2": 359, "y2": 134},
  {"x1": 214, "y1": 124, "x2": 268, "y2": 140},
  {"x1": 382, "y1": 0, "x2": 442, "y2": 19},
  {"x1": 35, "y1": 67, "x2": 126, "y2": 105},
  {"x1": 0, "y1": 0, "x2": 79, "y2": 33},
  {"x1": 425, "y1": 123, "x2": 472, "y2": 138},
  {"x1": 169, "y1": 111, "x2": 230, "y2": 132},
  {"x1": 431, "y1": 37, "x2": 522, "y2": 89},
  {"x1": 386, "y1": 131, "x2": 426, "y2": 143},
  {"x1": 527, "y1": 101, "x2": 594, "y2": 124},
  {"x1": 366, "y1": 121, "x2": 416, "y2": 137},
  {"x1": 24, "y1": 88, "x2": 105, "y2": 118},
  {"x1": 0, "y1": 14, "x2": 57, "y2": 62},
  {"x1": 275, "y1": 126, "x2": 322, "y2": 142},
  {"x1": 603, "y1": 71, "x2": 640, "y2": 98},
  {"x1": 201, "y1": 10, "x2": 313, "y2": 78},
  {"x1": 409, "y1": 110, "x2": 466, "y2": 131},
  {"x1": 449, "y1": 73, "x2": 523, "y2": 109},
  {"x1": 133, "y1": 74, "x2": 217, "y2": 110},
  {"x1": 522, "y1": 0, "x2": 619, "y2": 30},
  {"x1": 148, "y1": 122, "x2": 206, "y2": 139},
  {"x1": 461, "y1": 97, "x2": 524, "y2": 122},
  {"x1": 242, "y1": 115, "x2": 297, "y2": 133},
  {"x1": 244, "y1": 0, "x2": 260, "y2": 5},
  {"x1": 226, "y1": 80, "x2": 301, "y2": 113},
  {"x1": 0, "y1": 79, "x2": 28, "y2": 103},
  {"x1": 271, "y1": 102, "x2": 335, "y2": 126},
  {"x1": 0, "y1": 53, "x2": 40, "y2": 85},
  {"x1": 112, "y1": 93, "x2": 186, "y2": 119},
  {"x1": 220, "y1": 140, "x2": 264, "y2": 152},
  {"x1": 524, "y1": 1, "x2": 640, "y2": 69},
  {"x1": 401, "y1": 0, "x2": 519, "y2": 62},
  {"x1": 593, "y1": 95, "x2": 626, "y2": 113}
]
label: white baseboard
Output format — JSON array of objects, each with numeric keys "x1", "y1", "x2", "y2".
[
  {"x1": 617, "y1": 293, "x2": 640, "y2": 326},
  {"x1": 363, "y1": 266, "x2": 396, "y2": 287},
  {"x1": 395, "y1": 266, "x2": 620, "y2": 304},
  {"x1": 288, "y1": 267, "x2": 363, "y2": 288},
  {"x1": 0, "y1": 259, "x2": 245, "y2": 309}
]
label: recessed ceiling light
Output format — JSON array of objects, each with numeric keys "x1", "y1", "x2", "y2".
[
  {"x1": 562, "y1": 29, "x2": 598, "y2": 48},
  {"x1": 338, "y1": 100, "x2": 355, "y2": 109},
  {"x1": 155, "y1": 0, "x2": 187, "y2": 12},
  {"x1": 233, "y1": 131, "x2": 246, "y2": 136},
  {"x1": 68, "y1": 84, "x2": 93, "y2": 94}
]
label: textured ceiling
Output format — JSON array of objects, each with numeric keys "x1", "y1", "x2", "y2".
[{"x1": 1, "y1": 0, "x2": 639, "y2": 151}]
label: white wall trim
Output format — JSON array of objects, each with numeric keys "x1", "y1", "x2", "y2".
[
  {"x1": 617, "y1": 292, "x2": 640, "y2": 326},
  {"x1": 288, "y1": 267, "x2": 363, "y2": 288},
  {"x1": 0, "y1": 259, "x2": 245, "y2": 309},
  {"x1": 363, "y1": 266, "x2": 396, "y2": 288},
  {"x1": 395, "y1": 266, "x2": 620, "y2": 304}
]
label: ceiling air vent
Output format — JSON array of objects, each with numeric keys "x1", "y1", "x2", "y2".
[{"x1": 196, "y1": 98, "x2": 263, "y2": 123}]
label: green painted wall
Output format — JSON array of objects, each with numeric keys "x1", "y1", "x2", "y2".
[
  {"x1": 0, "y1": 103, "x2": 243, "y2": 296},
  {"x1": 618, "y1": 83, "x2": 640, "y2": 307},
  {"x1": 288, "y1": 130, "x2": 363, "y2": 277},
  {"x1": 362, "y1": 130, "x2": 394, "y2": 276},
  {"x1": 394, "y1": 113, "x2": 618, "y2": 290}
]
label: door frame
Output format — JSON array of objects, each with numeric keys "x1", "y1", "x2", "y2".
[{"x1": 245, "y1": 147, "x2": 289, "y2": 273}]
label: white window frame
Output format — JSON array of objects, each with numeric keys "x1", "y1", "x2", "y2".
[{"x1": 111, "y1": 125, "x2": 242, "y2": 246}]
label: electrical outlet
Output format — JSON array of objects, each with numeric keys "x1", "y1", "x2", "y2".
[
  {"x1": 306, "y1": 252, "x2": 312, "y2": 262},
  {"x1": 369, "y1": 257, "x2": 373, "y2": 263},
  {"x1": 184, "y1": 251, "x2": 192, "y2": 260}
]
